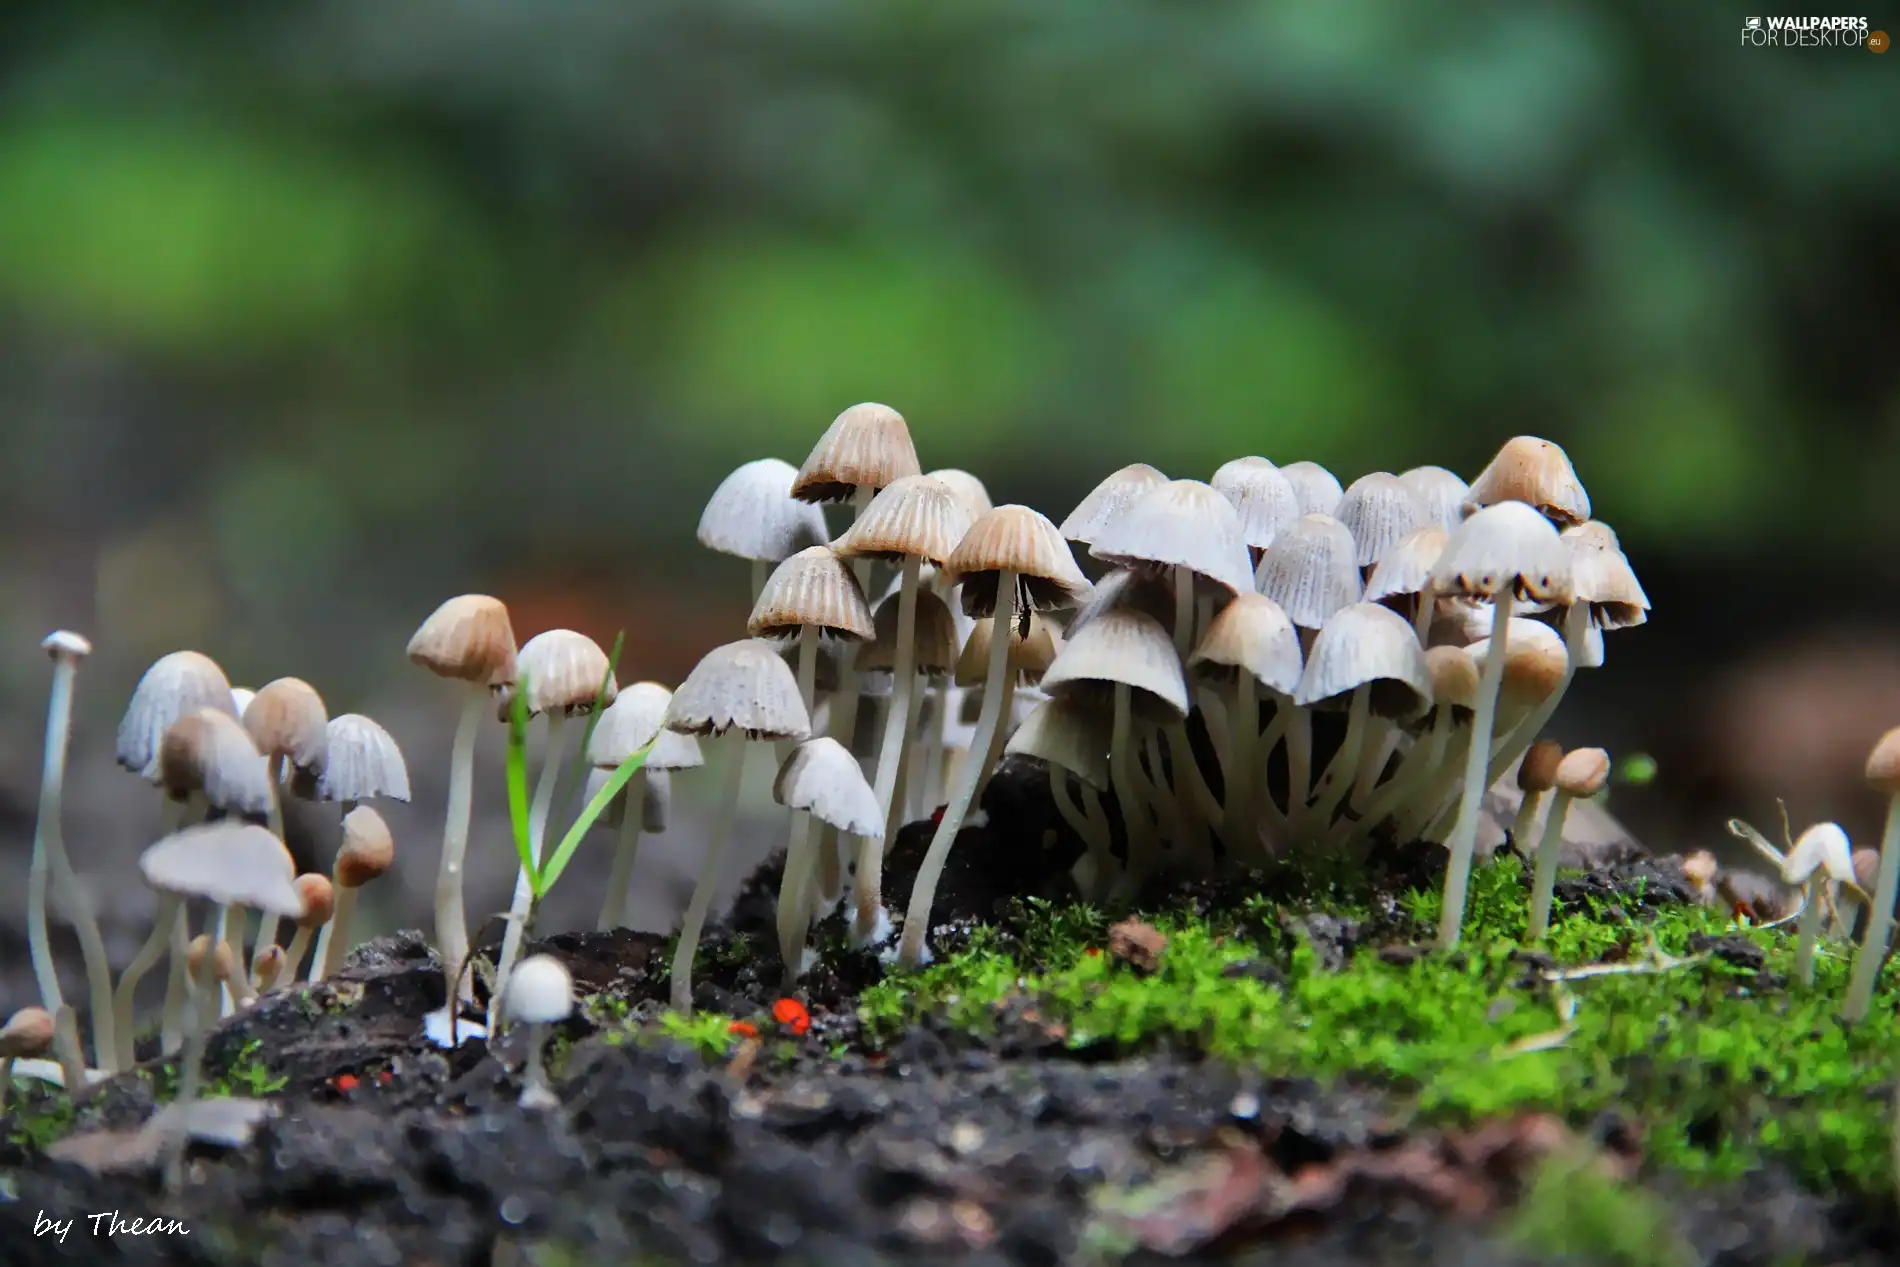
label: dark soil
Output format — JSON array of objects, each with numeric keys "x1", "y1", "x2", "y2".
[{"x1": 1, "y1": 767, "x2": 1892, "y2": 1266}]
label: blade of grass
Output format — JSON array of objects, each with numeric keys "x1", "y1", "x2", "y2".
[
  {"x1": 540, "y1": 743, "x2": 652, "y2": 896},
  {"x1": 507, "y1": 671, "x2": 535, "y2": 884},
  {"x1": 558, "y1": 629, "x2": 626, "y2": 832}
]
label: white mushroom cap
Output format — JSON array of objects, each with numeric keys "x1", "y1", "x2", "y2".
[
  {"x1": 1253, "y1": 514, "x2": 1362, "y2": 630},
  {"x1": 506, "y1": 954, "x2": 574, "y2": 1026},
  {"x1": 1089, "y1": 479, "x2": 1256, "y2": 595},
  {"x1": 1005, "y1": 696, "x2": 1112, "y2": 789},
  {"x1": 1211, "y1": 457, "x2": 1301, "y2": 552},
  {"x1": 1278, "y1": 461, "x2": 1344, "y2": 517},
  {"x1": 1365, "y1": 527, "x2": 1449, "y2": 604},
  {"x1": 140, "y1": 822, "x2": 302, "y2": 916},
  {"x1": 117, "y1": 650, "x2": 239, "y2": 780},
  {"x1": 1040, "y1": 608, "x2": 1189, "y2": 720},
  {"x1": 666, "y1": 639, "x2": 812, "y2": 741},
  {"x1": 315, "y1": 714, "x2": 412, "y2": 803},
  {"x1": 1059, "y1": 464, "x2": 1169, "y2": 546},
  {"x1": 926, "y1": 468, "x2": 994, "y2": 521},
  {"x1": 513, "y1": 630, "x2": 618, "y2": 717},
  {"x1": 1399, "y1": 466, "x2": 1469, "y2": 534},
  {"x1": 158, "y1": 708, "x2": 273, "y2": 815},
  {"x1": 589, "y1": 682, "x2": 705, "y2": 771},
  {"x1": 230, "y1": 687, "x2": 257, "y2": 717},
  {"x1": 774, "y1": 737, "x2": 882, "y2": 838},
  {"x1": 697, "y1": 457, "x2": 831, "y2": 562},
  {"x1": 1187, "y1": 592, "x2": 1304, "y2": 698},
  {"x1": 1293, "y1": 602, "x2": 1433, "y2": 718},
  {"x1": 1430, "y1": 501, "x2": 1572, "y2": 605},
  {"x1": 1782, "y1": 821, "x2": 1855, "y2": 887},
  {"x1": 1336, "y1": 473, "x2": 1427, "y2": 570},
  {"x1": 41, "y1": 630, "x2": 92, "y2": 660}
]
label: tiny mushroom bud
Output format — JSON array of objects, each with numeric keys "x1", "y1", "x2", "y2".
[
  {"x1": 1510, "y1": 739, "x2": 1566, "y2": 848},
  {"x1": 274, "y1": 873, "x2": 335, "y2": 988},
  {"x1": 506, "y1": 954, "x2": 574, "y2": 1110},
  {"x1": 311, "y1": 806, "x2": 394, "y2": 982},
  {"x1": 1525, "y1": 747, "x2": 1610, "y2": 940},
  {"x1": 1784, "y1": 821, "x2": 1855, "y2": 987},
  {"x1": 0, "y1": 1006, "x2": 56, "y2": 1115}
]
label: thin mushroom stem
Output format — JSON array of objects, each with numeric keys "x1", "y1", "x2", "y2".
[
  {"x1": 1221, "y1": 676, "x2": 1259, "y2": 857},
  {"x1": 160, "y1": 903, "x2": 189, "y2": 1054},
  {"x1": 776, "y1": 809, "x2": 821, "y2": 986},
  {"x1": 1484, "y1": 602, "x2": 1590, "y2": 795},
  {"x1": 1438, "y1": 588, "x2": 1517, "y2": 948},
  {"x1": 751, "y1": 558, "x2": 771, "y2": 604},
  {"x1": 1510, "y1": 789, "x2": 1548, "y2": 853},
  {"x1": 597, "y1": 772, "x2": 650, "y2": 932},
  {"x1": 436, "y1": 687, "x2": 486, "y2": 1004},
  {"x1": 1398, "y1": 725, "x2": 1474, "y2": 842},
  {"x1": 310, "y1": 886, "x2": 357, "y2": 983},
  {"x1": 1350, "y1": 718, "x2": 1398, "y2": 811},
  {"x1": 1108, "y1": 681, "x2": 1158, "y2": 900},
  {"x1": 51, "y1": 1006, "x2": 86, "y2": 1100},
  {"x1": 1305, "y1": 686, "x2": 1371, "y2": 835},
  {"x1": 672, "y1": 731, "x2": 748, "y2": 1012},
  {"x1": 113, "y1": 893, "x2": 182, "y2": 1070},
  {"x1": 163, "y1": 929, "x2": 220, "y2": 1194},
  {"x1": 216, "y1": 904, "x2": 240, "y2": 1017},
  {"x1": 1166, "y1": 719, "x2": 1222, "y2": 858},
  {"x1": 251, "y1": 752, "x2": 289, "y2": 972},
  {"x1": 1844, "y1": 796, "x2": 1900, "y2": 1022},
  {"x1": 917, "y1": 676, "x2": 950, "y2": 819},
  {"x1": 1142, "y1": 728, "x2": 1208, "y2": 876},
  {"x1": 1285, "y1": 707, "x2": 1313, "y2": 833},
  {"x1": 1172, "y1": 568, "x2": 1194, "y2": 658},
  {"x1": 856, "y1": 555, "x2": 921, "y2": 943},
  {"x1": 274, "y1": 922, "x2": 317, "y2": 990},
  {"x1": 1412, "y1": 584, "x2": 1435, "y2": 646},
  {"x1": 1195, "y1": 593, "x2": 1214, "y2": 649},
  {"x1": 1795, "y1": 876, "x2": 1827, "y2": 987},
  {"x1": 813, "y1": 486, "x2": 877, "y2": 944},
  {"x1": 898, "y1": 569, "x2": 1018, "y2": 968},
  {"x1": 1050, "y1": 769, "x2": 1113, "y2": 898},
  {"x1": 1525, "y1": 789, "x2": 1577, "y2": 940},
  {"x1": 1250, "y1": 709, "x2": 1292, "y2": 849},
  {"x1": 1358, "y1": 709, "x2": 1452, "y2": 833},
  {"x1": 494, "y1": 712, "x2": 569, "y2": 1005}
]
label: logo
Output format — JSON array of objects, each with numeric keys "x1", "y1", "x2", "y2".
[
  {"x1": 1745, "y1": 16, "x2": 1763, "y2": 29},
  {"x1": 1872, "y1": 29, "x2": 1892, "y2": 50},
  {"x1": 1740, "y1": 15, "x2": 1879, "y2": 48}
]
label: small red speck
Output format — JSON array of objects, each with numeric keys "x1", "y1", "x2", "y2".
[
  {"x1": 1732, "y1": 900, "x2": 1756, "y2": 920},
  {"x1": 1085, "y1": 947, "x2": 1101, "y2": 957},
  {"x1": 333, "y1": 1074, "x2": 360, "y2": 1093},
  {"x1": 376, "y1": 1070, "x2": 394, "y2": 1086},
  {"x1": 930, "y1": 804, "x2": 948, "y2": 826},
  {"x1": 772, "y1": 998, "x2": 811, "y2": 1036},
  {"x1": 728, "y1": 1020, "x2": 758, "y2": 1038}
]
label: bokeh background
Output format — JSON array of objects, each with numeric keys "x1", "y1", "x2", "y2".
[{"x1": 2, "y1": 3, "x2": 1898, "y2": 1001}]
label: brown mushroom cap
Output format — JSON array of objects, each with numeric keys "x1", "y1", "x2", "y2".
[
  {"x1": 408, "y1": 595, "x2": 518, "y2": 687},
  {"x1": 955, "y1": 613, "x2": 1061, "y2": 687},
  {"x1": 1865, "y1": 726, "x2": 1900, "y2": 795},
  {"x1": 1554, "y1": 747, "x2": 1611, "y2": 798},
  {"x1": 1463, "y1": 436, "x2": 1591, "y2": 527},
  {"x1": 792, "y1": 402, "x2": 922, "y2": 503},
  {"x1": 244, "y1": 677, "x2": 329, "y2": 771},
  {"x1": 747, "y1": 546, "x2": 875, "y2": 641},
  {"x1": 832, "y1": 474, "x2": 975, "y2": 566},
  {"x1": 293, "y1": 873, "x2": 336, "y2": 928},
  {"x1": 0, "y1": 1006, "x2": 55, "y2": 1059},
  {"x1": 1517, "y1": 740, "x2": 1565, "y2": 794},
  {"x1": 1187, "y1": 592, "x2": 1304, "y2": 698},
  {"x1": 945, "y1": 505, "x2": 1092, "y2": 618},
  {"x1": 336, "y1": 807, "x2": 395, "y2": 889},
  {"x1": 158, "y1": 708, "x2": 272, "y2": 815},
  {"x1": 117, "y1": 650, "x2": 239, "y2": 779},
  {"x1": 187, "y1": 933, "x2": 237, "y2": 981},
  {"x1": 1424, "y1": 645, "x2": 1480, "y2": 715},
  {"x1": 508, "y1": 629, "x2": 618, "y2": 718},
  {"x1": 858, "y1": 588, "x2": 961, "y2": 676}
]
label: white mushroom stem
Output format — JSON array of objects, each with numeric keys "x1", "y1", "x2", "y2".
[
  {"x1": 1438, "y1": 588, "x2": 1517, "y2": 949},
  {"x1": 1484, "y1": 602, "x2": 1590, "y2": 794},
  {"x1": 857, "y1": 553, "x2": 922, "y2": 941},
  {"x1": 274, "y1": 922, "x2": 318, "y2": 990},
  {"x1": 1172, "y1": 568, "x2": 1194, "y2": 658},
  {"x1": 1305, "y1": 686, "x2": 1371, "y2": 835},
  {"x1": 1142, "y1": 729, "x2": 1210, "y2": 877},
  {"x1": 493, "y1": 711, "x2": 569, "y2": 1007},
  {"x1": 1525, "y1": 787, "x2": 1579, "y2": 940},
  {"x1": 162, "y1": 933, "x2": 220, "y2": 1194},
  {"x1": 436, "y1": 687, "x2": 486, "y2": 1004},
  {"x1": 751, "y1": 558, "x2": 771, "y2": 604},
  {"x1": 776, "y1": 809, "x2": 821, "y2": 985},
  {"x1": 1050, "y1": 769, "x2": 1112, "y2": 895},
  {"x1": 1166, "y1": 720, "x2": 1221, "y2": 866},
  {"x1": 1285, "y1": 707, "x2": 1313, "y2": 831},
  {"x1": 672, "y1": 731, "x2": 748, "y2": 1012},
  {"x1": 520, "y1": 1021, "x2": 557, "y2": 1109},
  {"x1": 250, "y1": 756, "x2": 290, "y2": 970},
  {"x1": 916, "y1": 676, "x2": 950, "y2": 819},
  {"x1": 899, "y1": 569, "x2": 1018, "y2": 968},
  {"x1": 112, "y1": 893, "x2": 182, "y2": 1070},
  {"x1": 310, "y1": 885, "x2": 358, "y2": 983},
  {"x1": 1510, "y1": 790, "x2": 1547, "y2": 852},
  {"x1": 52, "y1": 1006, "x2": 86, "y2": 1099},
  {"x1": 1794, "y1": 877, "x2": 1827, "y2": 987},
  {"x1": 216, "y1": 904, "x2": 242, "y2": 1017},
  {"x1": 1108, "y1": 682, "x2": 1159, "y2": 899},
  {"x1": 1221, "y1": 676, "x2": 1259, "y2": 855},
  {"x1": 1357, "y1": 709, "x2": 1454, "y2": 835},
  {"x1": 1412, "y1": 584, "x2": 1436, "y2": 646},
  {"x1": 1350, "y1": 719, "x2": 1399, "y2": 811},
  {"x1": 813, "y1": 487, "x2": 876, "y2": 940},
  {"x1": 596, "y1": 772, "x2": 650, "y2": 932},
  {"x1": 160, "y1": 904, "x2": 190, "y2": 1054},
  {"x1": 1251, "y1": 709, "x2": 1292, "y2": 847},
  {"x1": 1844, "y1": 795, "x2": 1900, "y2": 1022}
]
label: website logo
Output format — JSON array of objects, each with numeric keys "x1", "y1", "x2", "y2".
[{"x1": 1740, "y1": 15, "x2": 1882, "y2": 48}]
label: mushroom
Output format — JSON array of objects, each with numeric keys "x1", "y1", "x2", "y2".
[
  {"x1": 697, "y1": 457, "x2": 832, "y2": 600},
  {"x1": 1278, "y1": 461, "x2": 1344, "y2": 517},
  {"x1": 591, "y1": 683, "x2": 704, "y2": 932},
  {"x1": 28, "y1": 631, "x2": 117, "y2": 1072},
  {"x1": 1293, "y1": 603, "x2": 1432, "y2": 840},
  {"x1": 407, "y1": 594, "x2": 518, "y2": 1003},
  {"x1": 1844, "y1": 726, "x2": 1900, "y2": 1022},
  {"x1": 1461, "y1": 435, "x2": 1592, "y2": 527},
  {"x1": 774, "y1": 737, "x2": 883, "y2": 982},
  {"x1": 1187, "y1": 594, "x2": 1303, "y2": 856},
  {"x1": 898, "y1": 506, "x2": 1092, "y2": 967},
  {"x1": 1509, "y1": 740, "x2": 1565, "y2": 850},
  {"x1": 310, "y1": 713, "x2": 412, "y2": 809},
  {"x1": 1364, "y1": 526, "x2": 1449, "y2": 644},
  {"x1": 251, "y1": 946, "x2": 285, "y2": 995},
  {"x1": 0, "y1": 1007, "x2": 55, "y2": 1116},
  {"x1": 242, "y1": 677, "x2": 329, "y2": 966},
  {"x1": 1007, "y1": 696, "x2": 1115, "y2": 898},
  {"x1": 229, "y1": 686, "x2": 256, "y2": 718},
  {"x1": 271, "y1": 874, "x2": 334, "y2": 988},
  {"x1": 1362, "y1": 645, "x2": 1479, "y2": 839},
  {"x1": 663, "y1": 639, "x2": 812, "y2": 1012},
  {"x1": 1090, "y1": 479, "x2": 1254, "y2": 657},
  {"x1": 505, "y1": 954, "x2": 573, "y2": 1110},
  {"x1": 1336, "y1": 473, "x2": 1428, "y2": 577},
  {"x1": 1059, "y1": 463, "x2": 1170, "y2": 549},
  {"x1": 116, "y1": 651, "x2": 240, "y2": 790},
  {"x1": 1426, "y1": 500, "x2": 1571, "y2": 948},
  {"x1": 925, "y1": 468, "x2": 994, "y2": 522},
  {"x1": 1524, "y1": 747, "x2": 1610, "y2": 940},
  {"x1": 1779, "y1": 821, "x2": 1856, "y2": 987},
  {"x1": 1399, "y1": 466, "x2": 1470, "y2": 533},
  {"x1": 1210, "y1": 457, "x2": 1301, "y2": 565},
  {"x1": 1254, "y1": 514, "x2": 1363, "y2": 811},
  {"x1": 310, "y1": 807, "x2": 394, "y2": 982}
]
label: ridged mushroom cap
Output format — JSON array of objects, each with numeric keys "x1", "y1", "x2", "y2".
[
  {"x1": 945, "y1": 505, "x2": 1093, "y2": 618},
  {"x1": 140, "y1": 822, "x2": 302, "y2": 916},
  {"x1": 1187, "y1": 593, "x2": 1304, "y2": 697},
  {"x1": 42, "y1": 630, "x2": 91, "y2": 661},
  {"x1": 773, "y1": 737, "x2": 883, "y2": 838},
  {"x1": 408, "y1": 595, "x2": 517, "y2": 687},
  {"x1": 506, "y1": 954, "x2": 574, "y2": 1025},
  {"x1": 511, "y1": 630, "x2": 618, "y2": 717},
  {"x1": 244, "y1": 678, "x2": 329, "y2": 772},
  {"x1": 748, "y1": 546, "x2": 875, "y2": 641},
  {"x1": 1089, "y1": 479, "x2": 1256, "y2": 595},
  {"x1": 1424, "y1": 645, "x2": 1480, "y2": 715},
  {"x1": 1064, "y1": 568, "x2": 1174, "y2": 642},
  {"x1": 955, "y1": 613, "x2": 1061, "y2": 687},
  {"x1": 1337, "y1": 473, "x2": 1427, "y2": 570},
  {"x1": 696, "y1": 457, "x2": 831, "y2": 562},
  {"x1": 158, "y1": 708, "x2": 272, "y2": 815},
  {"x1": 314, "y1": 714, "x2": 411, "y2": 804},
  {"x1": 336, "y1": 806, "x2": 395, "y2": 888},
  {"x1": 1293, "y1": 602, "x2": 1433, "y2": 718},
  {"x1": 1059, "y1": 464, "x2": 1169, "y2": 545},
  {"x1": 117, "y1": 650, "x2": 238, "y2": 779},
  {"x1": 1430, "y1": 501, "x2": 1573, "y2": 604},
  {"x1": 1005, "y1": 695, "x2": 1112, "y2": 789},
  {"x1": 1365, "y1": 527, "x2": 1449, "y2": 604},
  {"x1": 1463, "y1": 436, "x2": 1591, "y2": 527},
  {"x1": 1279, "y1": 461, "x2": 1344, "y2": 517},
  {"x1": 588, "y1": 682, "x2": 705, "y2": 771},
  {"x1": 1865, "y1": 727, "x2": 1900, "y2": 795},
  {"x1": 792, "y1": 403, "x2": 922, "y2": 503},
  {"x1": 1211, "y1": 457, "x2": 1301, "y2": 552},
  {"x1": 1554, "y1": 747, "x2": 1613, "y2": 801},
  {"x1": 926, "y1": 468, "x2": 994, "y2": 521},
  {"x1": 666, "y1": 639, "x2": 812, "y2": 741},
  {"x1": 1562, "y1": 521, "x2": 1649, "y2": 630},
  {"x1": 0, "y1": 1007, "x2": 55, "y2": 1059},
  {"x1": 293, "y1": 873, "x2": 335, "y2": 929},
  {"x1": 1399, "y1": 466, "x2": 1470, "y2": 533},
  {"x1": 834, "y1": 475, "x2": 974, "y2": 566},
  {"x1": 1253, "y1": 514, "x2": 1362, "y2": 630},
  {"x1": 1040, "y1": 608, "x2": 1189, "y2": 720},
  {"x1": 857, "y1": 588, "x2": 960, "y2": 676}
]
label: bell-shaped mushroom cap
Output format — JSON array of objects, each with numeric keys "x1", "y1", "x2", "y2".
[
  {"x1": 589, "y1": 682, "x2": 705, "y2": 772},
  {"x1": 926, "y1": 468, "x2": 993, "y2": 521},
  {"x1": 1293, "y1": 602, "x2": 1432, "y2": 718},
  {"x1": 243, "y1": 678, "x2": 329, "y2": 773},
  {"x1": 1554, "y1": 747, "x2": 1612, "y2": 801},
  {"x1": 857, "y1": 588, "x2": 960, "y2": 676},
  {"x1": 1088, "y1": 479, "x2": 1255, "y2": 595},
  {"x1": 0, "y1": 1006, "x2": 55, "y2": 1059},
  {"x1": 1517, "y1": 739, "x2": 1565, "y2": 794},
  {"x1": 315, "y1": 714, "x2": 411, "y2": 804},
  {"x1": 1365, "y1": 527, "x2": 1449, "y2": 605},
  {"x1": 1336, "y1": 473, "x2": 1427, "y2": 570},
  {"x1": 1187, "y1": 593, "x2": 1303, "y2": 698},
  {"x1": 513, "y1": 630, "x2": 618, "y2": 717},
  {"x1": 1424, "y1": 645, "x2": 1480, "y2": 715},
  {"x1": 1060, "y1": 464, "x2": 1169, "y2": 545},
  {"x1": 1400, "y1": 466, "x2": 1470, "y2": 533},
  {"x1": 1211, "y1": 457, "x2": 1301, "y2": 552},
  {"x1": 1279, "y1": 461, "x2": 1344, "y2": 517},
  {"x1": 834, "y1": 475, "x2": 975, "y2": 566},
  {"x1": 773, "y1": 737, "x2": 883, "y2": 839},
  {"x1": 1064, "y1": 568, "x2": 1174, "y2": 641},
  {"x1": 1562, "y1": 521, "x2": 1649, "y2": 630},
  {"x1": 42, "y1": 630, "x2": 91, "y2": 661},
  {"x1": 140, "y1": 821, "x2": 302, "y2": 916},
  {"x1": 1254, "y1": 514, "x2": 1363, "y2": 630},
  {"x1": 506, "y1": 954, "x2": 574, "y2": 1026},
  {"x1": 666, "y1": 639, "x2": 812, "y2": 741},
  {"x1": 946, "y1": 505, "x2": 1093, "y2": 617},
  {"x1": 1005, "y1": 696, "x2": 1112, "y2": 789},
  {"x1": 1463, "y1": 436, "x2": 1591, "y2": 527},
  {"x1": 158, "y1": 708, "x2": 272, "y2": 815},
  {"x1": 1782, "y1": 821, "x2": 1854, "y2": 886},
  {"x1": 1430, "y1": 501, "x2": 1572, "y2": 604},
  {"x1": 409, "y1": 595, "x2": 518, "y2": 687},
  {"x1": 954, "y1": 612, "x2": 1061, "y2": 687},
  {"x1": 1865, "y1": 727, "x2": 1900, "y2": 795},
  {"x1": 792, "y1": 402, "x2": 922, "y2": 503},
  {"x1": 697, "y1": 457, "x2": 831, "y2": 562},
  {"x1": 748, "y1": 546, "x2": 875, "y2": 641},
  {"x1": 336, "y1": 806, "x2": 395, "y2": 888},
  {"x1": 292, "y1": 873, "x2": 335, "y2": 929},
  {"x1": 117, "y1": 650, "x2": 238, "y2": 779},
  {"x1": 1040, "y1": 608, "x2": 1189, "y2": 720}
]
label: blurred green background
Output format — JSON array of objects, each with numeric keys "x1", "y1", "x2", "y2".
[{"x1": 1, "y1": 1, "x2": 1898, "y2": 851}]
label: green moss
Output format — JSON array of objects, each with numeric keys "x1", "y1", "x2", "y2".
[
  {"x1": 209, "y1": 1037, "x2": 288, "y2": 1097},
  {"x1": 657, "y1": 1011, "x2": 738, "y2": 1060},
  {"x1": 862, "y1": 857, "x2": 1900, "y2": 1197},
  {"x1": 3, "y1": 1083, "x2": 76, "y2": 1151},
  {"x1": 1506, "y1": 1148, "x2": 1695, "y2": 1267}
]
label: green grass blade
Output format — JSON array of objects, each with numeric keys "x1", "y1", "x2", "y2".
[
  {"x1": 506, "y1": 670, "x2": 535, "y2": 884},
  {"x1": 540, "y1": 743, "x2": 651, "y2": 896},
  {"x1": 558, "y1": 628, "x2": 625, "y2": 832}
]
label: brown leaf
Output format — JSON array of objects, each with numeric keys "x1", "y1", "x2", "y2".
[{"x1": 1107, "y1": 919, "x2": 1168, "y2": 974}]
